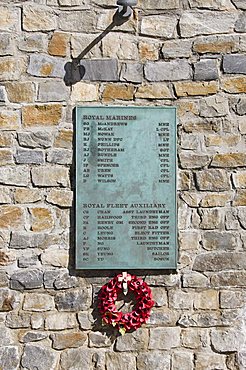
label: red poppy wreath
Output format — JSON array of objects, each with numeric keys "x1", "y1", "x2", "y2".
[{"x1": 98, "y1": 273, "x2": 155, "y2": 335}]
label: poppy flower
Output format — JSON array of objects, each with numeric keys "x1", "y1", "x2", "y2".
[{"x1": 98, "y1": 273, "x2": 155, "y2": 334}]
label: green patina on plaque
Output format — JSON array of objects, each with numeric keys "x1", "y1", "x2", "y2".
[{"x1": 76, "y1": 106, "x2": 177, "y2": 270}]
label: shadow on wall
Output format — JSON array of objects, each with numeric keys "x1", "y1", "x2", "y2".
[{"x1": 64, "y1": 10, "x2": 128, "y2": 86}]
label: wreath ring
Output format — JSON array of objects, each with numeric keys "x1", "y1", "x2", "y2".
[{"x1": 98, "y1": 273, "x2": 155, "y2": 335}]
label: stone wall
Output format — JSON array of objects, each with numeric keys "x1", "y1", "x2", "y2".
[{"x1": 0, "y1": 0, "x2": 246, "y2": 369}]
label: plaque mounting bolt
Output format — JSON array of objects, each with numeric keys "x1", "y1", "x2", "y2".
[
  {"x1": 118, "y1": 272, "x2": 131, "y2": 295},
  {"x1": 116, "y1": 0, "x2": 138, "y2": 19}
]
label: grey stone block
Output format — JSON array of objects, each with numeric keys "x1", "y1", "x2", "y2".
[
  {"x1": 173, "y1": 353, "x2": 194, "y2": 370},
  {"x1": 162, "y1": 39, "x2": 192, "y2": 58},
  {"x1": 47, "y1": 149, "x2": 73, "y2": 165},
  {"x1": 21, "y1": 344, "x2": 59, "y2": 370},
  {"x1": 116, "y1": 328, "x2": 149, "y2": 351},
  {"x1": 60, "y1": 348, "x2": 93, "y2": 370},
  {"x1": 198, "y1": 208, "x2": 222, "y2": 230},
  {"x1": 0, "y1": 86, "x2": 6, "y2": 102},
  {"x1": 6, "y1": 313, "x2": 31, "y2": 329},
  {"x1": 15, "y1": 149, "x2": 45, "y2": 164},
  {"x1": 151, "y1": 287, "x2": 168, "y2": 307},
  {"x1": 44, "y1": 269, "x2": 78, "y2": 289},
  {"x1": 239, "y1": 352, "x2": 246, "y2": 369},
  {"x1": 145, "y1": 60, "x2": 191, "y2": 81},
  {"x1": 27, "y1": 54, "x2": 66, "y2": 78},
  {"x1": 59, "y1": 0, "x2": 90, "y2": 6},
  {"x1": 0, "y1": 324, "x2": 15, "y2": 346},
  {"x1": 195, "y1": 353, "x2": 226, "y2": 370},
  {"x1": 18, "y1": 256, "x2": 39, "y2": 268},
  {"x1": 31, "y1": 166, "x2": 70, "y2": 187},
  {"x1": 193, "y1": 252, "x2": 246, "y2": 272},
  {"x1": 45, "y1": 312, "x2": 78, "y2": 330},
  {"x1": 106, "y1": 353, "x2": 137, "y2": 370},
  {"x1": 80, "y1": 59, "x2": 119, "y2": 81},
  {"x1": 20, "y1": 331, "x2": 47, "y2": 343},
  {"x1": 238, "y1": 208, "x2": 246, "y2": 229},
  {"x1": 223, "y1": 54, "x2": 246, "y2": 74},
  {"x1": 229, "y1": 96, "x2": 246, "y2": 115},
  {"x1": 18, "y1": 131, "x2": 53, "y2": 149},
  {"x1": 23, "y1": 293, "x2": 55, "y2": 312},
  {"x1": 0, "y1": 271, "x2": 8, "y2": 288},
  {"x1": 200, "y1": 95, "x2": 229, "y2": 117},
  {"x1": 147, "y1": 308, "x2": 178, "y2": 326},
  {"x1": 179, "y1": 153, "x2": 210, "y2": 169},
  {"x1": 77, "y1": 311, "x2": 93, "y2": 330},
  {"x1": 88, "y1": 331, "x2": 112, "y2": 348},
  {"x1": 10, "y1": 269, "x2": 43, "y2": 291},
  {"x1": 121, "y1": 63, "x2": 143, "y2": 83},
  {"x1": 0, "y1": 33, "x2": 14, "y2": 56},
  {"x1": 50, "y1": 331, "x2": 87, "y2": 350},
  {"x1": 211, "y1": 328, "x2": 244, "y2": 353},
  {"x1": 140, "y1": 0, "x2": 179, "y2": 9},
  {"x1": 0, "y1": 166, "x2": 30, "y2": 186},
  {"x1": 189, "y1": 0, "x2": 234, "y2": 9},
  {"x1": 58, "y1": 10, "x2": 94, "y2": 32},
  {"x1": 211, "y1": 271, "x2": 246, "y2": 287},
  {"x1": 194, "y1": 59, "x2": 219, "y2": 81},
  {"x1": 44, "y1": 270, "x2": 63, "y2": 289},
  {"x1": 179, "y1": 310, "x2": 234, "y2": 327},
  {"x1": 195, "y1": 169, "x2": 230, "y2": 191},
  {"x1": 149, "y1": 327, "x2": 181, "y2": 350},
  {"x1": 10, "y1": 232, "x2": 46, "y2": 249},
  {"x1": 55, "y1": 287, "x2": 91, "y2": 311},
  {"x1": 202, "y1": 231, "x2": 237, "y2": 251},
  {"x1": 0, "y1": 346, "x2": 19, "y2": 370},
  {"x1": 182, "y1": 272, "x2": 209, "y2": 288},
  {"x1": 226, "y1": 208, "x2": 240, "y2": 229},
  {"x1": 23, "y1": 3, "x2": 57, "y2": 31},
  {"x1": 235, "y1": 98, "x2": 246, "y2": 115},
  {"x1": 145, "y1": 274, "x2": 179, "y2": 287},
  {"x1": 235, "y1": 12, "x2": 246, "y2": 32},
  {"x1": 232, "y1": 0, "x2": 246, "y2": 9},
  {"x1": 38, "y1": 80, "x2": 70, "y2": 102},
  {"x1": 141, "y1": 14, "x2": 177, "y2": 38},
  {"x1": 19, "y1": 33, "x2": 48, "y2": 53},
  {"x1": 180, "y1": 11, "x2": 235, "y2": 37},
  {"x1": 137, "y1": 351, "x2": 170, "y2": 370}
]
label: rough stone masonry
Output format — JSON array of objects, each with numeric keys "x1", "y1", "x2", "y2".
[{"x1": 0, "y1": 0, "x2": 246, "y2": 369}]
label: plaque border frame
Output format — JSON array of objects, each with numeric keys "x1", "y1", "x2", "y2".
[{"x1": 75, "y1": 106, "x2": 177, "y2": 270}]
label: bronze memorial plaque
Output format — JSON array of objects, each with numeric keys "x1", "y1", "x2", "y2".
[{"x1": 76, "y1": 106, "x2": 177, "y2": 269}]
